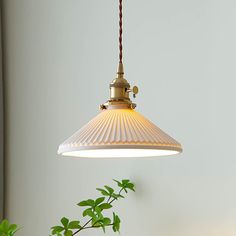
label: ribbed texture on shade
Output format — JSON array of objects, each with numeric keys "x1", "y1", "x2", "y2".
[{"x1": 58, "y1": 108, "x2": 182, "y2": 157}]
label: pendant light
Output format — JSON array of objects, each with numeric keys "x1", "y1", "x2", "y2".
[{"x1": 58, "y1": 0, "x2": 182, "y2": 158}]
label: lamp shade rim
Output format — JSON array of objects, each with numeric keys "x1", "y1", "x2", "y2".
[{"x1": 58, "y1": 144, "x2": 182, "y2": 157}]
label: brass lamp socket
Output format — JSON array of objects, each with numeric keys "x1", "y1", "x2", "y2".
[{"x1": 100, "y1": 62, "x2": 138, "y2": 110}]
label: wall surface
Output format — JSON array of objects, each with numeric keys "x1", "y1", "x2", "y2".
[{"x1": 2, "y1": 0, "x2": 236, "y2": 235}]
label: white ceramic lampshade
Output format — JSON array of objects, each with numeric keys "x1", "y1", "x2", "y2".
[{"x1": 58, "y1": 106, "x2": 182, "y2": 158}]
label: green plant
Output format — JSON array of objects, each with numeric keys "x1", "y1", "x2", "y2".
[
  {"x1": 0, "y1": 219, "x2": 19, "y2": 236},
  {"x1": 50, "y1": 179, "x2": 135, "y2": 236}
]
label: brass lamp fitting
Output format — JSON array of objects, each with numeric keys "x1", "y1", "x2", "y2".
[{"x1": 100, "y1": 63, "x2": 138, "y2": 110}]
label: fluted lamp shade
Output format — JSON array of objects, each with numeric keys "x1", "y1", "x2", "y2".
[{"x1": 58, "y1": 106, "x2": 182, "y2": 158}]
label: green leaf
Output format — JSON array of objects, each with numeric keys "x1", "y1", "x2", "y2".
[
  {"x1": 126, "y1": 183, "x2": 135, "y2": 191},
  {"x1": 96, "y1": 188, "x2": 109, "y2": 196},
  {"x1": 83, "y1": 208, "x2": 92, "y2": 217},
  {"x1": 92, "y1": 219, "x2": 99, "y2": 226},
  {"x1": 111, "y1": 194, "x2": 118, "y2": 200},
  {"x1": 92, "y1": 216, "x2": 102, "y2": 226},
  {"x1": 98, "y1": 203, "x2": 112, "y2": 210},
  {"x1": 68, "y1": 221, "x2": 80, "y2": 229},
  {"x1": 101, "y1": 224, "x2": 105, "y2": 233},
  {"x1": 78, "y1": 199, "x2": 95, "y2": 207},
  {"x1": 113, "y1": 179, "x2": 122, "y2": 187},
  {"x1": 85, "y1": 209, "x2": 96, "y2": 218},
  {"x1": 64, "y1": 230, "x2": 73, "y2": 236},
  {"x1": 96, "y1": 210, "x2": 104, "y2": 220},
  {"x1": 116, "y1": 215, "x2": 120, "y2": 224},
  {"x1": 61, "y1": 217, "x2": 69, "y2": 228},
  {"x1": 103, "y1": 218, "x2": 111, "y2": 226},
  {"x1": 104, "y1": 185, "x2": 114, "y2": 194},
  {"x1": 114, "y1": 179, "x2": 135, "y2": 192},
  {"x1": 95, "y1": 197, "x2": 105, "y2": 206},
  {"x1": 51, "y1": 226, "x2": 64, "y2": 235},
  {"x1": 122, "y1": 179, "x2": 130, "y2": 185},
  {"x1": 87, "y1": 199, "x2": 95, "y2": 206},
  {"x1": 77, "y1": 200, "x2": 88, "y2": 206},
  {"x1": 8, "y1": 224, "x2": 17, "y2": 232},
  {"x1": 1, "y1": 219, "x2": 9, "y2": 232},
  {"x1": 112, "y1": 224, "x2": 117, "y2": 232},
  {"x1": 94, "y1": 206, "x2": 101, "y2": 214},
  {"x1": 112, "y1": 213, "x2": 121, "y2": 233}
]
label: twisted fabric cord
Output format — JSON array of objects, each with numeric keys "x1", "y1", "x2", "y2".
[{"x1": 119, "y1": 0, "x2": 123, "y2": 63}]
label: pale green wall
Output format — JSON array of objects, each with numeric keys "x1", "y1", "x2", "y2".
[{"x1": 3, "y1": 0, "x2": 236, "y2": 235}]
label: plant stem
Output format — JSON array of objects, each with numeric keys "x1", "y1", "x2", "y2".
[
  {"x1": 72, "y1": 188, "x2": 124, "y2": 236},
  {"x1": 107, "y1": 196, "x2": 111, "y2": 203},
  {"x1": 82, "y1": 224, "x2": 114, "y2": 230},
  {"x1": 72, "y1": 219, "x2": 92, "y2": 235},
  {"x1": 110, "y1": 188, "x2": 124, "y2": 205}
]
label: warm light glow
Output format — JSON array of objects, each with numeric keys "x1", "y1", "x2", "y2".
[
  {"x1": 58, "y1": 108, "x2": 182, "y2": 158},
  {"x1": 61, "y1": 149, "x2": 180, "y2": 158}
]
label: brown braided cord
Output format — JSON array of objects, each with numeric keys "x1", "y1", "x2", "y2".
[{"x1": 119, "y1": 0, "x2": 123, "y2": 63}]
